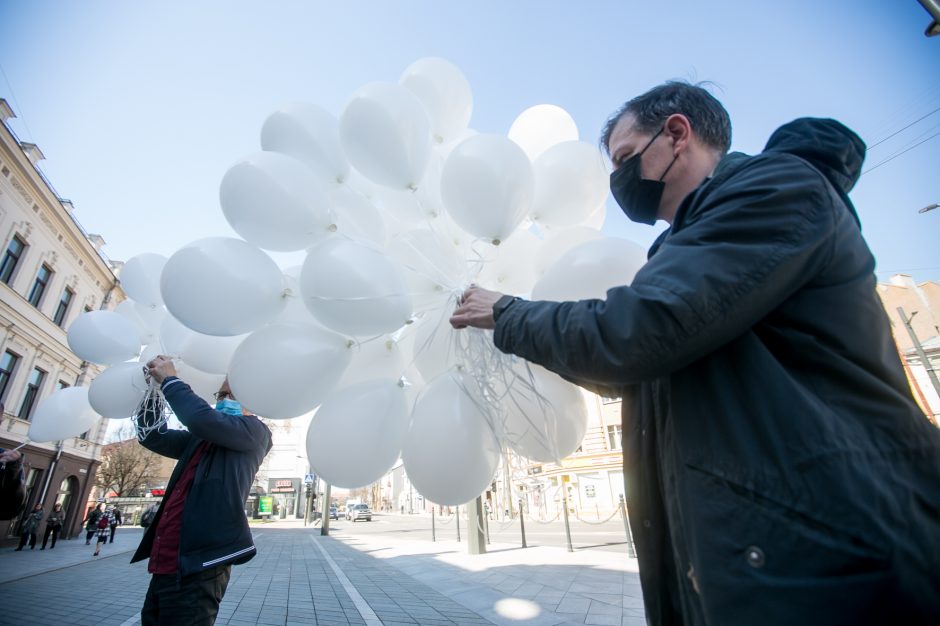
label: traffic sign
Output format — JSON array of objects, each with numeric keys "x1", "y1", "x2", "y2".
[{"x1": 304, "y1": 474, "x2": 315, "y2": 484}]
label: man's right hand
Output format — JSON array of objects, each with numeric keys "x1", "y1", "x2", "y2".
[
  {"x1": 0, "y1": 449, "x2": 21, "y2": 465},
  {"x1": 145, "y1": 355, "x2": 177, "y2": 384}
]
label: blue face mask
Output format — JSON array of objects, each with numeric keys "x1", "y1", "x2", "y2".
[{"x1": 215, "y1": 398, "x2": 243, "y2": 416}]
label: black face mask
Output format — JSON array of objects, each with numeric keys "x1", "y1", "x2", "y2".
[{"x1": 609, "y1": 127, "x2": 678, "y2": 225}]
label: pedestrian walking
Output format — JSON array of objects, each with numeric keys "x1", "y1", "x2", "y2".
[
  {"x1": 452, "y1": 81, "x2": 940, "y2": 624},
  {"x1": 15, "y1": 503, "x2": 44, "y2": 550},
  {"x1": 109, "y1": 506, "x2": 123, "y2": 543},
  {"x1": 41, "y1": 502, "x2": 66, "y2": 549},
  {"x1": 83, "y1": 503, "x2": 102, "y2": 545},
  {"x1": 93, "y1": 506, "x2": 114, "y2": 556},
  {"x1": 133, "y1": 357, "x2": 271, "y2": 625}
]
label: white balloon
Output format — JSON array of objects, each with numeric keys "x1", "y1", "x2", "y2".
[
  {"x1": 532, "y1": 237, "x2": 647, "y2": 302},
  {"x1": 301, "y1": 237, "x2": 412, "y2": 337},
  {"x1": 277, "y1": 266, "x2": 324, "y2": 327},
  {"x1": 530, "y1": 141, "x2": 609, "y2": 227},
  {"x1": 502, "y1": 364, "x2": 588, "y2": 462},
  {"x1": 119, "y1": 254, "x2": 167, "y2": 307},
  {"x1": 158, "y1": 314, "x2": 195, "y2": 357},
  {"x1": 328, "y1": 186, "x2": 387, "y2": 246},
  {"x1": 179, "y1": 332, "x2": 247, "y2": 375},
  {"x1": 161, "y1": 237, "x2": 286, "y2": 336},
  {"x1": 402, "y1": 372, "x2": 500, "y2": 506},
  {"x1": 28, "y1": 387, "x2": 99, "y2": 443},
  {"x1": 89, "y1": 362, "x2": 148, "y2": 420},
  {"x1": 307, "y1": 379, "x2": 410, "y2": 488},
  {"x1": 579, "y1": 201, "x2": 607, "y2": 230},
  {"x1": 339, "y1": 82, "x2": 432, "y2": 190},
  {"x1": 220, "y1": 151, "x2": 333, "y2": 252},
  {"x1": 373, "y1": 187, "x2": 429, "y2": 232},
  {"x1": 338, "y1": 337, "x2": 406, "y2": 388},
  {"x1": 508, "y1": 104, "x2": 579, "y2": 161},
  {"x1": 534, "y1": 226, "x2": 604, "y2": 275},
  {"x1": 175, "y1": 362, "x2": 227, "y2": 405},
  {"x1": 115, "y1": 300, "x2": 158, "y2": 346},
  {"x1": 477, "y1": 229, "x2": 541, "y2": 295},
  {"x1": 388, "y1": 228, "x2": 466, "y2": 313},
  {"x1": 139, "y1": 344, "x2": 163, "y2": 364},
  {"x1": 228, "y1": 323, "x2": 351, "y2": 419},
  {"x1": 411, "y1": 310, "x2": 469, "y2": 385},
  {"x1": 440, "y1": 133, "x2": 534, "y2": 243},
  {"x1": 260, "y1": 102, "x2": 350, "y2": 185},
  {"x1": 67, "y1": 311, "x2": 141, "y2": 365},
  {"x1": 399, "y1": 57, "x2": 473, "y2": 144}
]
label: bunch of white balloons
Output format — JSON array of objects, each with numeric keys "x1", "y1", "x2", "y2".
[{"x1": 54, "y1": 58, "x2": 647, "y2": 506}]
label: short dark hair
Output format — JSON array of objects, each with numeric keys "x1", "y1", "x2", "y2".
[{"x1": 600, "y1": 81, "x2": 732, "y2": 155}]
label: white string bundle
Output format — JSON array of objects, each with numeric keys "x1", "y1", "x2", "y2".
[{"x1": 133, "y1": 376, "x2": 172, "y2": 442}]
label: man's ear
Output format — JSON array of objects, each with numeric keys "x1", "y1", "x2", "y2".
[{"x1": 663, "y1": 114, "x2": 693, "y2": 155}]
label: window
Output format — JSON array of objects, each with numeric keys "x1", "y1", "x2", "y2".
[
  {"x1": 0, "y1": 236, "x2": 26, "y2": 285},
  {"x1": 607, "y1": 424, "x2": 623, "y2": 450},
  {"x1": 18, "y1": 367, "x2": 46, "y2": 420},
  {"x1": 53, "y1": 287, "x2": 74, "y2": 326},
  {"x1": 27, "y1": 264, "x2": 53, "y2": 307},
  {"x1": 0, "y1": 350, "x2": 19, "y2": 405}
]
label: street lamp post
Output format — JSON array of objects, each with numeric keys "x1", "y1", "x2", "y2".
[{"x1": 918, "y1": 203, "x2": 939, "y2": 214}]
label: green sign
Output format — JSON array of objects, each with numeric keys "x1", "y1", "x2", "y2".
[{"x1": 259, "y1": 496, "x2": 273, "y2": 515}]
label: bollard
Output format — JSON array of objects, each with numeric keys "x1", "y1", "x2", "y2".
[
  {"x1": 456, "y1": 505, "x2": 461, "y2": 542},
  {"x1": 519, "y1": 498, "x2": 527, "y2": 548},
  {"x1": 619, "y1": 495, "x2": 637, "y2": 558},
  {"x1": 562, "y1": 489, "x2": 574, "y2": 553},
  {"x1": 432, "y1": 508, "x2": 436, "y2": 542}
]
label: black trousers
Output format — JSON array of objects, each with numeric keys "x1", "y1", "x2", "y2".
[
  {"x1": 41, "y1": 525, "x2": 60, "y2": 549},
  {"x1": 141, "y1": 565, "x2": 231, "y2": 626},
  {"x1": 109, "y1": 524, "x2": 117, "y2": 543},
  {"x1": 15, "y1": 531, "x2": 36, "y2": 550}
]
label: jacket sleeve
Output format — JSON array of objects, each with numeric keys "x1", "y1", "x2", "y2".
[
  {"x1": 495, "y1": 155, "x2": 836, "y2": 386},
  {"x1": 136, "y1": 384, "x2": 193, "y2": 459},
  {"x1": 161, "y1": 377, "x2": 269, "y2": 452},
  {"x1": 0, "y1": 458, "x2": 26, "y2": 521}
]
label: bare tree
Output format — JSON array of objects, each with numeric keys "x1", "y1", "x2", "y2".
[{"x1": 95, "y1": 434, "x2": 162, "y2": 497}]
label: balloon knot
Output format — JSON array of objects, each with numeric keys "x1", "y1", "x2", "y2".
[{"x1": 328, "y1": 224, "x2": 338, "y2": 232}]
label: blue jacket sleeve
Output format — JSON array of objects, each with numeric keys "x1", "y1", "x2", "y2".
[
  {"x1": 136, "y1": 388, "x2": 192, "y2": 459},
  {"x1": 494, "y1": 155, "x2": 835, "y2": 386},
  {"x1": 161, "y1": 377, "x2": 268, "y2": 452}
]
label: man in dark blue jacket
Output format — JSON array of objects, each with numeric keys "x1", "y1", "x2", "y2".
[
  {"x1": 451, "y1": 83, "x2": 940, "y2": 625},
  {"x1": 0, "y1": 448, "x2": 26, "y2": 521},
  {"x1": 132, "y1": 355, "x2": 271, "y2": 625}
]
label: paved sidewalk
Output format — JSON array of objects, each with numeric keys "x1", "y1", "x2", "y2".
[{"x1": 0, "y1": 523, "x2": 644, "y2": 625}]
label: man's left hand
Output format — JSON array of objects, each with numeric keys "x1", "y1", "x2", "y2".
[
  {"x1": 450, "y1": 286, "x2": 505, "y2": 330},
  {"x1": 145, "y1": 355, "x2": 177, "y2": 384}
]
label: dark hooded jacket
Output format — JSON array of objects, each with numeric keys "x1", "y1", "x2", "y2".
[{"x1": 494, "y1": 118, "x2": 940, "y2": 626}]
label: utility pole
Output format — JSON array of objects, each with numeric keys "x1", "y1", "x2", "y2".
[
  {"x1": 321, "y1": 482, "x2": 332, "y2": 536},
  {"x1": 897, "y1": 307, "x2": 940, "y2": 417}
]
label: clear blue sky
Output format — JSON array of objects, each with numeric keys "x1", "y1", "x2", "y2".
[{"x1": 1, "y1": 1, "x2": 938, "y2": 282}]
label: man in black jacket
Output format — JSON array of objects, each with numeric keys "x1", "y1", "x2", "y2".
[
  {"x1": 0, "y1": 448, "x2": 26, "y2": 521},
  {"x1": 133, "y1": 355, "x2": 271, "y2": 625},
  {"x1": 451, "y1": 82, "x2": 940, "y2": 625}
]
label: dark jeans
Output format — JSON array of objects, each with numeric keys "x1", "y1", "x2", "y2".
[
  {"x1": 85, "y1": 529, "x2": 95, "y2": 544},
  {"x1": 141, "y1": 565, "x2": 231, "y2": 625},
  {"x1": 41, "y1": 525, "x2": 60, "y2": 549},
  {"x1": 16, "y1": 531, "x2": 37, "y2": 550},
  {"x1": 109, "y1": 524, "x2": 117, "y2": 543}
]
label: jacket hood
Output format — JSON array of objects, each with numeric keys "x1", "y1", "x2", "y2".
[{"x1": 763, "y1": 118, "x2": 866, "y2": 195}]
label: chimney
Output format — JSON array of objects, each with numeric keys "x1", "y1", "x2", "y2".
[
  {"x1": 0, "y1": 99, "x2": 14, "y2": 124},
  {"x1": 60, "y1": 199, "x2": 75, "y2": 213},
  {"x1": 20, "y1": 142, "x2": 45, "y2": 165},
  {"x1": 889, "y1": 274, "x2": 917, "y2": 289}
]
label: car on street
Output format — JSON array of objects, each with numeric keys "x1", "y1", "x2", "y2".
[
  {"x1": 349, "y1": 503, "x2": 372, "y2": 522},
  {"x1": 329, "y1": 505, "x2": 338, "y2": 520}
]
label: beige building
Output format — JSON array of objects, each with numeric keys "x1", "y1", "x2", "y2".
[
  {"x1": 877, "y1": 274, "x2": 940, "y2": 422},
  {"x1": 0, "y1": 98, "x2": 125, "y2": 542}
]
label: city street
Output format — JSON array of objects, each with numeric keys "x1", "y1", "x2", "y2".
[{"x1": 0, "y1": 514, "x2": 643, "y2": 626}]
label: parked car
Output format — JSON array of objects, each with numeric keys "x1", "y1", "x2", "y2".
[
  {"x1": 329, "y1": 505, "x2": 338, "y2": 520},
  {"x1": 349, "y1": 503, "x2": 372, "y2": 522}
]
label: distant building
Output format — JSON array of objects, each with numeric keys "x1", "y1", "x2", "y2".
[
  {"x1": 877, "y1": 274, "x2": 940, "y2": 422},
  {"x1": 0, "y1": 98, "x2": 126, "y2": 542},
  {"x1": 254, "y1": 415, "x2": 310, "y2": 518}
]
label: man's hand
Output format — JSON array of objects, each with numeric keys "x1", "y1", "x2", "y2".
[
  {"x1": 450, "y1": 286, "x2": 505, "y2": 330},
  {"x1": 0, "y1": 449, "x2": 22, "y2": 465},
  {"x1": 145, "y1": 355, "x2": 177, "y2": 384}
]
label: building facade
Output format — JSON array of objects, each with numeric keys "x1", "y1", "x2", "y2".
[
  {"x1": 877, "y1": 274, "x2": 940, "y2": 423},
  {"x1": 0, "y1": 98, "x2": 124, "y2": 543}
]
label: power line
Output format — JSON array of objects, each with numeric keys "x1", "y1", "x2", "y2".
[
  {"x1": 862, "y1": 129, "x2": 940, "y2": 175},
  {"x1": 868, "y1": 106, "x2": 940, "y2": 150}
]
